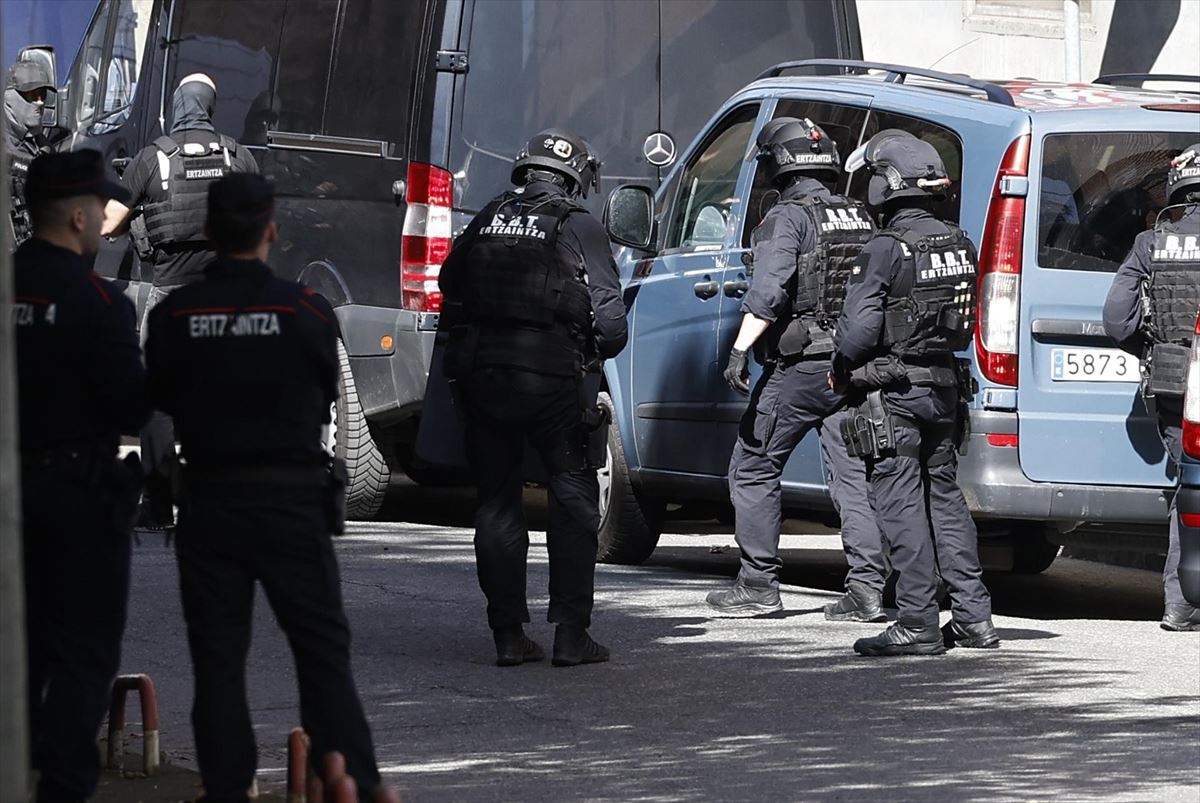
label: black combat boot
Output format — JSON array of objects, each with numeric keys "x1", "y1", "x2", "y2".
[
  {"x1": 853, "y1": 621, "x2": 946, "y2": 656},
  {"x1": 943, "y1": 618, "x2": 1001, "y2": 649},
  {"x1": 552, "y1": 625, "x2": 610, "y2": 667},
  {"x1": 824, "y1": 582, "x2": 887, "y2": 622},
  {"x1": 1161, "y1": 603, "x2": 1200, "y2": 632},
  {"x1": 705, "y1": 581, "x2": 783, "y2": 616},
  {"x1": 492, "y1": 626, "x2": 545, "y2": 667}
]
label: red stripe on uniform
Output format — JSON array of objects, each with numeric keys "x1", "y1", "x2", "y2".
[
  {"x1": 171, "y1": 305, "x2": 297, "y2": 318},
  {"x1": 15, "y1": 295, "x2": 52, "y2": 304},
  {"x1": 88, "y1": 274, "x2": 112, "y2": 304},
  {"x1": 299, "y1": 299, "x2": 330, "y2": 322}
]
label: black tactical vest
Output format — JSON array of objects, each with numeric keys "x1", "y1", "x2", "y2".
[
  {"x1": 1146, "y1": 212, "x2": 1200, "y2": 346},
  {"x1": 8, "y1": 145, "x2": 34, "y2": 248},
  {"x1": 456, "y1": 193, "x2": 593, "y2": 376},
  {"x1": 142, "y1": 134, "x2": 237, "y2": 251},
  {"x1": 880, "y1": 223, "x2": 978, "y2": 358}
]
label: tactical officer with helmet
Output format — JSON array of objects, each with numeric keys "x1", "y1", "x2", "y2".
[
  {"x1": 5, "y1": 56, "x2": 55, "y2": 248},
  {"x1": 1103, "y1": 142, "x2": 1200, "y2": 632},
  {"x1": 438, "y1": 129, "x2": 628, "y2": 667},
  {"x1": 102, "y1": 73, "x2": 259, "y2": 531},
  {"x1": 832, "y1": 129, "x2": 997, "y2": 656},
  {"x1": 16, "y1": 150, "x2": 147, "y2": 803},
  {"x1": 706, "y1": 117, "x2": 885, "y2": 619}
]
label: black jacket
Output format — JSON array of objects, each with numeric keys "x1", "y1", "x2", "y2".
[
  {"x1": 832, "y1": 206, "x2": 952, "y2": 377},
  {"x1": 145, "y1": 257, "x2": 338, "y2": 467},
  {"x1": 15, "y1": 238, "x2": 148, "y2": 453},
  {"x1": 439, "y1": 180, "x2": 628, "y2": 364}
]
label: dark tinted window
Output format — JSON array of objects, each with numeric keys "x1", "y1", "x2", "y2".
[
  {"x1": 741, "y1": 99, "x2": 870, "y2": 246},
  {"x1": 71, "y1": 0, "x2": 113, "y2": 128},
  {"x1": 271, "y1": 0, "x2": 338, "y2": 136},
  {"x1": 168, "y1": 0, "x2": 281, "y2": 137},
  {"x1": 324, "y1": 0, "x2": 423, "y2": 145},
  {"x1": 1038, "y1": 132, "x2": 1194, "y2": 272},
  {"x1": 849, "y1": 110, "x2": 964, "y2": 223},
  {"x1": 664, "y1": 104, "x2": 759, "y2": 251},
  {"x1": 450, "y1": 0, "x2": 659, "y2": 213}
]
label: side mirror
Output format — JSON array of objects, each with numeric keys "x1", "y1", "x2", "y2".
[
  {"x1": 604, "y1": 184, "x2": 655, "y2": 251},
  {"x1": 16, "y1": 45, "x2": 58, "y2": 127}
]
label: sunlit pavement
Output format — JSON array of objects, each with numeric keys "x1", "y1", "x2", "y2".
[{"x1": 118, "y1": 491, "x2": 1200, "y2": 803}]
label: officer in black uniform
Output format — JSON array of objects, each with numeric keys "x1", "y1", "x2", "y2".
[
  {"x1": 103, "y1": 73, "x2": 260, "y2": 530},
  {"x1": 832, "y1": 129, "x2": 997, "y2": 656},
  {"x1": 1103, "y1": 142, "x2": 1200, "y2": 632},
  {"x1": 704, "y1": 118, "x2": 884, "y2": 620},
  {"x1": 145, "y1": 174, "x2": 384, "y2": 802},
  {"x1": 438, "y1": 128, "x2": 627, "y2": 667},
  {"x1": 5, "y1": 57, "x2": 55, "y2": 247},
  {"x1": 16, "y1": 150, "x2": 147, "y2": 803}
]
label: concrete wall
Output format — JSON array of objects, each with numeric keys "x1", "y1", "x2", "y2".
[{"x1": 856, "y1": 0, "x2": 1200, "y2": 83}]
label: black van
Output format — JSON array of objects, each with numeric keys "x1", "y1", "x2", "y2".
[{"x1": 52, "y1": 0, "x2": 861, "y2": 516}]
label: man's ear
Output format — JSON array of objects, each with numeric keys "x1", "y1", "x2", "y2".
[
  {"x1": 70, "y1": 202, "x2": 88, "y2": 234},
  {"x1": 265, "y1": 220, "x2": 278, "y2": 244}
]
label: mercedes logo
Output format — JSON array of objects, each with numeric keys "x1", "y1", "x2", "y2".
[{"x1": 643, "y1": 132, "x2": 676, "y2": 167}]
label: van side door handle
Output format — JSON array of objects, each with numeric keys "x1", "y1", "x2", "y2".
[
  {"x1": 693, "y1": 280, "x2": 719, "y2": 300},
  {"x1": 723, "y1": 279, "x2": 748, "y2": 298}
]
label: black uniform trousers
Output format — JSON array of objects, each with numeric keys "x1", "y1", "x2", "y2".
[
  {"x1": 22, "y1": 467, "x2": 131, "y2": 803},
  {"x1": 730, "y1": 358, "x2": 851, "y2": 589},
  {"x1": 869, "y1": 385, "x2": 991, "y2": 626},
  {"x1": 175, "y1": 479, "x2": 379, "y2": 803},
  {"x1": 1158, "y1": 400, "x2": 1187, "y2": 606},
  {"x1": 820, "y1": 407, "x2": 890, "y2": 592},
  {"x1": 462, "y1": 368, "x2": 599, "y2": 629},
  {"x1": 139, "y1": 284, "x2": 180, "y2": 520}
]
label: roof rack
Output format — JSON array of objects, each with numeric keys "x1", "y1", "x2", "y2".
[
  {"x1": 756, "y1": 59, "x2": 1015, "y2": 107},
  {"x1": 1094, "y1": 73, "x2": 1200, "y2": 93}
]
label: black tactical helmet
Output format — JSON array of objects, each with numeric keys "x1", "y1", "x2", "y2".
[
  {"x1": 756, "y1": 116, "x2": 840, "y2": 185},
  {"x1": 511, "y1": 128, "x2": 601, "y2": 198},
  {"x1": 1167, "y1": 143, "x2": 1200, "y2": 204},
  {"x1": 846, "y1": 129, "x2": 951, "y2": 208}
]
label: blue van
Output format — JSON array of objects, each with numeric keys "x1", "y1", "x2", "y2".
[{"x1": 595, "y1": 60, "x2": 1200, "y2": 568}]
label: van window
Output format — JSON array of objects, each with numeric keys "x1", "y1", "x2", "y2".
[
  {"x1": 664, "y1": 105, "x2": 759, "y2": 252},
  {"x1": 850, "y1": 110, "x2": 964, "y2": 223},
  {"x1": 741, "y1": 100, "x2": 870, "y2": 247},
  {"x1": 450, "y1": 0, "x2": 659, "y2": 213},
  {"x1": 271, "y1": 0, "x2": 338, "y2": 137},
  {"x1": 168, "y1": 1, "x2": 282, "y2": 138},
  {"x1": 99, "y1": 0, "x2": 154, "y2": 129},
  {"x1": 72, "y1": 0, "x2": 113, "y2": 128},
  {"x1": 1038, "y1": 132, "x2": 1195, "y2": 272}
]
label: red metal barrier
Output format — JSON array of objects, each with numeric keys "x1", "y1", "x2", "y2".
[{"x1": 106, "y1": 674, "x2": 159, "y2": 776}]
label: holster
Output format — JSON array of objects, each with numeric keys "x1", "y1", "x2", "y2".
[
  {"x1": 953, "y1": 358, "x2": 977, "y2": 456},
  {"x1": 1142, "y1": 342, "x2": 1190, "y2": 400},
  {"x1": 840, "y1": 390, "x2": 898, "y2": 459},
  {"x1": 776, "y1": 317, "x2": 812, "y2": 358},
  {"x1": 849, "y1": 356, "x2": 910, "y2": 391},
  {"x1": 581, "y1": 403, "x2": 611, "y2": 470},
  {"x1": 325, "y1": 456, "x2": 349, "y2": 535}
]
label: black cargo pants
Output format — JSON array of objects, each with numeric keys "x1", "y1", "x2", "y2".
[
  {"x1": 729, "y1": 358, "x2": 851, "y2": 589},
  {"x1": 869, "y1": 385, "x2": 991, "y2": 627},
  {"x1": 139, "y1": 284, "x2": 180, "y2": 522},
  {"x1": 463, "y1": 368, "x2": 600, "y2": 629},
  {"x1": 22, "y1": 468, "x2": 131, "y2": 803},
  {"x1": 821, "y1": 407, "x2": 889, "y2": 593},
  {"x1": 1158, "y1": 399, "x2": 1187, "y2": 606},
  {"x1": 175, "y1": 479, "x2": 380, "y2": 803}
]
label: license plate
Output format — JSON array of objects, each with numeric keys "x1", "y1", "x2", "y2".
[{"x1": 1050, "y1": 348, "x2": 1140, "y2": 382}]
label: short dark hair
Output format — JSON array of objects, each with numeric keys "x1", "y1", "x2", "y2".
[{"x1": 206, "y1": 173, "x2": 275, "y2": 254}]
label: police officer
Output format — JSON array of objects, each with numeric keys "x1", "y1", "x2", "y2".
[
  {"x1": 145, "y1": 174, "x2": 385, "y2": 801},
  {"x1": 832, "y1": 129, "x2": 998, "y2": 656},
  {"x1": 102, "y1": 73, "x2": 260, "y2": 530},
  {"x1": 16, "y1": 150, "x2": 147, "y2": 803},
  {"x1": 438, "y1": 129, "x2": 627, "y2": 667},
  {"x1": 5, "y1": 57, "x2": 55, "y2": 247},
  {"x1": 1103, "y1": 142, "x2": 1200, "y2": 632},
  {"x1": 705, "y1": 118, "x2": 884, "y2": 620}
]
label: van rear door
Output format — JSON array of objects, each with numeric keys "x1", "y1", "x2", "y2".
[{"x1": 1019, "y1": 122, "x2": 1197, "y2": 488}]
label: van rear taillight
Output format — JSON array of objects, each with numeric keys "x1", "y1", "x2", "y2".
[
  {"x1": 976, "y1": 135, "x2": 1030, "y2": 387},
  {"x1": 401, "y1": 162, "x2": 454, "y2": 313},
  {"x1": 1183, "y1": 315, "x2": 1200, "y2": 459}
]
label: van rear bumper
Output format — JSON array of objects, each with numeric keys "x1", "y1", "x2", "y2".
[
  {"x1": 958, "y1": 428, "x2": 1170, "y2": 524},
  {"x1": 334, "y1": 304, "x2": 436, "y2": 426}
]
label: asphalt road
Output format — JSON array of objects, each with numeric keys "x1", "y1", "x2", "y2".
[{"x1": 116, "y1": 486, "x2": 1200, "y2": 803}]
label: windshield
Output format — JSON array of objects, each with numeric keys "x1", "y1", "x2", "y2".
[{"x1": 1038, "y1": 131, "x2": 1196, "y2": 272}]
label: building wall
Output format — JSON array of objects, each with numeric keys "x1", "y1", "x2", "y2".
[{"x1": 856, "y1": 0, "x2": 1200, "y2": 83}]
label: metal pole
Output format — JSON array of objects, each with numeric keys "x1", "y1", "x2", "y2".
[
  {"x1": 1063, "y1": 0, "x2": 1082, "y2": 82},
  {"x1": 0, "y1": 3, "x2": 32, "y2": 802}
]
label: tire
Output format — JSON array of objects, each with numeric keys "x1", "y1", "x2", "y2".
[
  {"x1": 1009, "y1": 526, "x2": 1061, "y2": 574},
  {"x1": 329, "y1": 339, "x2": 391, "y2": 520},
  {"x1": 595, "y1": 392, "x2": 663, "y2": 565}
]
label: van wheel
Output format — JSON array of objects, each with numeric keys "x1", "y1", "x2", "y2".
[
  {"x1": 596, "y1": 392, "x2": 663, "y2": 565},
  {"x1": 328, "y1": 339, "x2": 391, "y2": 520},
  {"x1": 1010, "y1": 526, "x2": 1061, "y2": 574}
]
